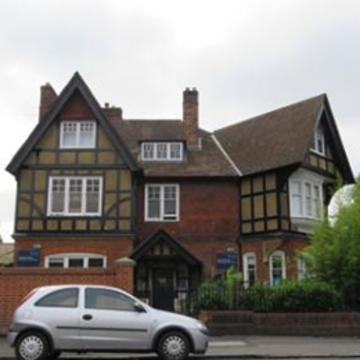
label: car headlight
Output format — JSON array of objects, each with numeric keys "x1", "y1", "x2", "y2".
[{"x1": 195, "y1": 320, "x2": 208, "y2": 334}]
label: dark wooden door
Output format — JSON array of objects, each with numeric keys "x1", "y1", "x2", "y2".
[{"x1": 152, "y1": 269, "x2": 174, "y2": 311}]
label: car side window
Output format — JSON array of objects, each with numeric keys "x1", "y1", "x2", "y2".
[
  {"x1": 85, "y1": 288, "x2": 135, "y2": 311},
  {"x1": 36, "y1": 288, "x2": 79, "y2": 308}
]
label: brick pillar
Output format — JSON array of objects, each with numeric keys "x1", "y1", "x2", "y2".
[{"x1": 113, "y1": 257, "x2": 136, "y2": 294}]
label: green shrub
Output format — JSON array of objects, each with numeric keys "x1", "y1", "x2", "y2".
[{"x1": 190, "y1": 278, "x2": 344, "y2": 316}]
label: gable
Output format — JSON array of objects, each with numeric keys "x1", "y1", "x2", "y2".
[
  {"x1": 304, "y1": 104, "x2": 354, "y2": 183},
  {"x1": 7, "y1": 72, "x2": 138, "y2": 175}
]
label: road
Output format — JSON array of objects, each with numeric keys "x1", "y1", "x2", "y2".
[{"x1": 1, "y1": 335, "x2": 360, "y2": 359}]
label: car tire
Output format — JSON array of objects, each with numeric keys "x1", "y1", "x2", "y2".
[
  {"x1": 157, "y1": 331, "x2": 190, "y2": 360},
  {"x1": 15, "y1": 331, "x2": 50, "y2": 360}
]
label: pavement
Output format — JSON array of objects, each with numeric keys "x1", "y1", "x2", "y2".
[{"x1": 1, "y1": 335, "x2": 360, "y2": 359}]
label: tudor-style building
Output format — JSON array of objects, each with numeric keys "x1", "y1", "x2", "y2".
[{"x1": 7, "y1": 73, "x2": 354, "y2": 311}]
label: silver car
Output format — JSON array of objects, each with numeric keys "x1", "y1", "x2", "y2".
[{"x1": 7, "y1": 285, "x2": 208, "y2": 360}]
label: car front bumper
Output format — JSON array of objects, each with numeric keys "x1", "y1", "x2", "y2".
[
  {"x1": 7, "y1": 329, "x2": 18, "y2": 347},
  {"x1": 190, "y1": 329, "x2": 209, "y2": 354}
]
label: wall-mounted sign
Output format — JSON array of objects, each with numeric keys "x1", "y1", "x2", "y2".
[
  {"x1": 17, "y1": 249, "x2": 40, "y2": 267},
  {"x1": 216, "y1": 251, "x2": 238, "y2": 270}
]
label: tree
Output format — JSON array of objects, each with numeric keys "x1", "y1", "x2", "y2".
[{"x1": 304, "y1": 181, "x2": 360, "y2": 309}]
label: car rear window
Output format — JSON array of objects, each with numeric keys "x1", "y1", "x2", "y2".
[{"x1": 36, "y1": 288, "x2": 79, "y2": 308}]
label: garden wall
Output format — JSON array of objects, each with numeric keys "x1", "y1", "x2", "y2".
[
  {"x1": 0, "y1": 262, "x2": 133, "y2": 335},
  {"x1": 199, "y1": 310, "x2": 360, "y2": 336}
]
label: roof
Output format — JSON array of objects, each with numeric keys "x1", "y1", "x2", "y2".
[
  {"x1": 214, "y1": 94, "x2": 354, "y2": 182},
  {"x1": 108, "y1": 118, "x2": 237, "y2": 177}
]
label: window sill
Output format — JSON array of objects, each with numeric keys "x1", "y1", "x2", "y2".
[
  {"x1": 47, "y1": 214, "x2": 102, "y2": 218},
  {"x1": 310, "y1": 149, "x2": 326, "y2": 157},
  {"x1": 144, "y1": 219, "x2": 179, "y2": 223}
]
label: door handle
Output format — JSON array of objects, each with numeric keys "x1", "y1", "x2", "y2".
[{"x1": 82, "y1": 314, "x2": 93, "y2": 321}]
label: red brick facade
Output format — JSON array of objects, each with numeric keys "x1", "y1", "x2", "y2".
[
  {"x1": 136, "y1": 178, "x2": 239, "y2": 275},
  {"x1": 240, "y1": 236, "x2": 309, "y2": 282}
]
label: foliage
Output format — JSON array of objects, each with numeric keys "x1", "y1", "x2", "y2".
[
  {"x1": 190, "y1": 278, "x2": 343, "y2": 316},
  {"x1": 304, "y1": 181, "x2": 360, "y2": 309}
]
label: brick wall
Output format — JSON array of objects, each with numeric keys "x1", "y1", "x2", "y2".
[
  {"x1": 200, "y1": 310, "x2": 360, "y2": 336},
  {"x1": 0, "y1": 263, "x2": 133, "y2": 335},
  {"x1": 14, "y1": 237, "x2": 133, "y2": 267},
  {"x1": 240, "y1": 236, "x2": 308, "y2": 281},
  {"x1": 136, "y1": 178, "x2": 239, "y2": 275}
]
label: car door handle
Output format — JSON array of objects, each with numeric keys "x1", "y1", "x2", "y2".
[{"x1": 82, "y1": 314, "x2": 93, "y2": 321}]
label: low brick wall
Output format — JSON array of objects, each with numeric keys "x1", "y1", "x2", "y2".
[
  {"x1": 199, "y1": 310, "x2": 360, "y2": 336},
  {"x1": 0, "y1": 264, "x2": 133, "y2": 335}
]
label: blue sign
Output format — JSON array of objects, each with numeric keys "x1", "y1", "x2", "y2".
[
  {"x1": 17, "y1": 249, "x2": 40, "y2": 267},
  {"x1": 216, "y1": 252, "x2": 238, "y2": 270}
]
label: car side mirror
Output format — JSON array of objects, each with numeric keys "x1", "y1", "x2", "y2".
[{"x1": 134, "y1": 302, "x2": 146, "y2": 313}]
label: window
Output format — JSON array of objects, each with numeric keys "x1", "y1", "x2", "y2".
[
  {"x1": 45, "y1": 253, "x2": 106, "y2": 268},
  {"x1": 141, "y1": 142, "x2": 183, "y2": 161},
  {"x1": 269, "y1": 251, "x2": 286, "y2": 286},
  {"x1": 311, "y1": 126, "x2": 325, "y2": 155},
  {"x1": 85, "y1": 288, "x2": 135, "y2": 311},
  {"x1": 60, "y1": 121, "x2": 96, "y2": 148},
  {"x1": 36, "y1": 288, "x2": 78, "y2": 308},
  {"x1": 48, "y1": 177, "x2": 102, "y2": 216},
  {"x1": 145, "y1": 184, "x2": 179, "y2": 221},
  {"x1": 243, "y1": 253, "x2": 256, "y2": 288},
  {"x1": 289, "y1": 179, "x2": 323, "y2": 219},
  {"x1": 297, "y1": 256, "x2": 307, "y2": 280}
]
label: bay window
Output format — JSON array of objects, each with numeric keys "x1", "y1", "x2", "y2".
[
  {"x1": 48, "y1": 177, "x2": 102, "y2": 216},
  {"x1": 60, "y1": 121, "x2": 96, "y2": 148},
  {"x1": 289, "y1": 179, "x2": 323, "y2": 219},
  {"x1": 145, "y1": 184, "x2": 179, "y2": 221}
]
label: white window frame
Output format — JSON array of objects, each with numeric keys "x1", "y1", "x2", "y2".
[
  {"x1": 60, "y1": 121, "x2": 96, "y2": 149},
  {"x1": 243, "y1": 252, "x2": 256, "y2": 288},
  {"x1": 289, "y1": 178, "x2": 323, "y2": 219},
  {"x1": 141, "y1": 142, "x2": 184, "y2": 161},
  {"x1": 45, "y1": 253, "x2": 107, "y2": 268},
  {"x1": 145, "y1": 184, "x2": 180, "y2": 222},
  {"x1": 269, "y1": 250, "x2": 286, "y2": 285},
  {"x1": 311, "y1": 126, "x2": 325, "y2": 156},
  {"x1": 47, "y1": 176, "x2": 103, "y2": 216}
]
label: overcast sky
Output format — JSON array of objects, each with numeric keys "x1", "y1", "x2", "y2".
[{"x1": 1, "y1": 0, "x2": 360, "y2": 242}]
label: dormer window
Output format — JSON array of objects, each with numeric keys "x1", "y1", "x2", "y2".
[
  {"x1": 141, "y1": 142, "x2": 183, "y2": 161},
  {"x1": 311, "y1": 126, "x2": 325, "y2": 155},
  {"x1": 60, "y1": 121, "x2": 96, "y2": 149}
]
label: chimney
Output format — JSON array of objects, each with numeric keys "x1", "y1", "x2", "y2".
[
  {"x1": 39, "y1": 83, "x2": 57, "y2": 121},
  {"x1": 183, "y1": 87, "x2": 200, "y2": 150},
  {"x1": 104, "y1": 105, "x2": 123, "y2": 122}
]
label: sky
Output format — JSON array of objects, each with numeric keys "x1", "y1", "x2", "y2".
[{"x1": 0, "y1": 0, "x2": 360, "y2": 242}]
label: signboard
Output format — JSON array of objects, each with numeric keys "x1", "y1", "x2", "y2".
[
  {"x1": 17, "y1": 249, "x2": 40, "y2": 267},
  {"x1": 216, "y1": 251, "x2": 238, "y2": 270}
]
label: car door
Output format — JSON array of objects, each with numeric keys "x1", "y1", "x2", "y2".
[
  {"x1": 79, "y1": 287, "x2": 153, "y2": 350},
  {"x1": 33, "y1": 287, "x2": 81, "y2": 349}
]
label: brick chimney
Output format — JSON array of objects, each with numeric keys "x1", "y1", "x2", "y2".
[
  {"x1": 103, "y1": 103, "x2": 123, "y2": 122},
  {"x1": 183, "y1": 87, "x2": 200, "y2": 150},
  {"x1": 39, "y1": 83, "x2": 57, "y2": 121}
]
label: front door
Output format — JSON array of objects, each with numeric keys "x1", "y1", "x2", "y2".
[{"x1": 152, "y1": 268, "x2": 174, "y2": 311}]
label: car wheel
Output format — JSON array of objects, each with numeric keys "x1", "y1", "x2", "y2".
[
  {"x1": 157, "y1": 331, "x2": 190, "y2": 360},
  {"x1": 16, "y1": 332, "x2": 49, "y2": 360}
]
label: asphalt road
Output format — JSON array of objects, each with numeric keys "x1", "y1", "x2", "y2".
[{"x1": 1, "y1": 335, "x2": 360, "y2": 359}]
